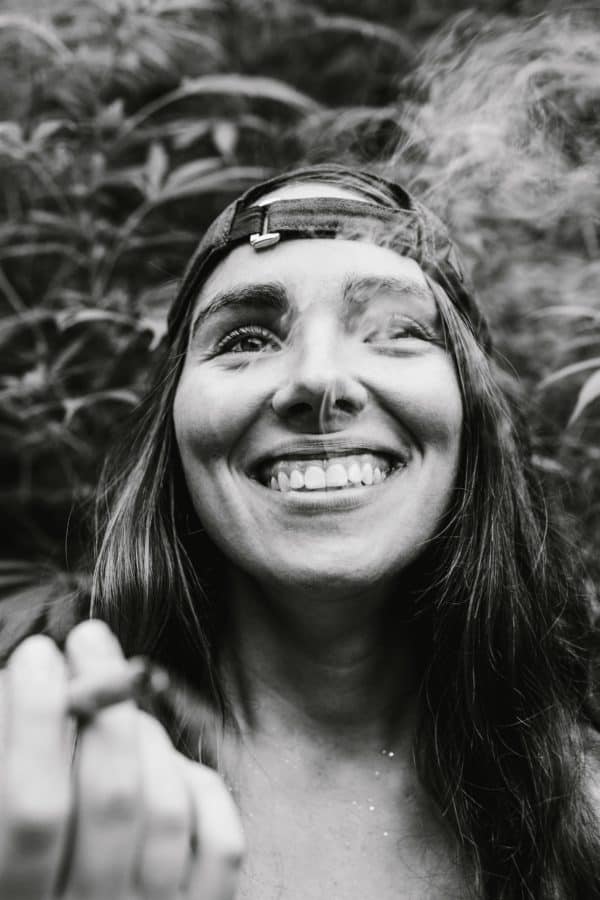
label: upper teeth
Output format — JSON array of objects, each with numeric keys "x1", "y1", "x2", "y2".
[{"x1": 261, "y1": 454, "x2": 402, "y2": 492}]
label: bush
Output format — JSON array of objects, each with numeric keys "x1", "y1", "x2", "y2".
[{"x1": 0, "y1": 1, "x2": 598, "y2": 599}]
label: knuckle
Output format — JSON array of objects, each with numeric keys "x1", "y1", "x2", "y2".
[
  {"x1": 85, "y1": 777, "x2": 138, "y2": 825},
  {"x1": 7, "y1": 799, "x2": 68, "y2": 854},
  {"x1": 146, "y1": 801, "x2": 189, "y2": 841}
]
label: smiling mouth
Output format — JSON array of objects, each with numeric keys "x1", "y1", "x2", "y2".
[{"x1": 255, "y1": 452, "x2": 406, "y2": 493}]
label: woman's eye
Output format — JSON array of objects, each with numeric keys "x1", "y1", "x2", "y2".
[
  {"x1": 215, "y1": 326, "x2": 280, "y2": 355},
  {"x1": 364, "y1": 322, "x2": 432, "y2": 343}
]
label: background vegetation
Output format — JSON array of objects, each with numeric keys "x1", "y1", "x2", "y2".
[{"x1": 1, "y1": 0, "x2": 599, "y2": 629}]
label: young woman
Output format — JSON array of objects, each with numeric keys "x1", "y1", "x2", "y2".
[{"x1": 1, "y1": 165, "x2": 598, "y2": 899}]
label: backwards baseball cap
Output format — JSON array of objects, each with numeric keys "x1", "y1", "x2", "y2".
[{"x1": 167, "y1": 163, "x2": 490, "y2": 350}]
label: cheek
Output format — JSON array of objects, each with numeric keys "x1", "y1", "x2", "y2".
[
  {"x1": 365, "y1": 355, "x2": 463, "y2": 453},
  {"x1": 173, "y1": 367, "x2": 265, "y2": 464}
]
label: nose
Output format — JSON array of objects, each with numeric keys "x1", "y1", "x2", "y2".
[{"x1": 271, "y1": 328, "x2": 368, "y2": 432}]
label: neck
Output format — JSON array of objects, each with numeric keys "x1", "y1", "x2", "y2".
[{"x1": 218, "y1": 570, "x2": 419, "y2": 750}]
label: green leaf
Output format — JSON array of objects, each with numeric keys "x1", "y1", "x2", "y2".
[
  {"x1": 145, "y1": 142, "x2": 169, "y2": 198},
  {"x1": 170, "y1": 119, "x2": 213, "y2": 150},
  {"x1": 56, "y1": 309, "x2": 135, "y2": 330},
  {"x1": 180, "y1": 74, "x2": 320, "y2": 110},
  {"x1": 0, "y1": 122, "x2": 23, "y2": 145},
  {"x1": 25, "y1": 211, "x2": 82, "y2": 240},
  {"x1": 0, "y1": 242, "x2": 86, "y2": 263},
  {"x1": 153, "y1": 0, "x2": 217, "y2": 13},
  {"x1": 96, "y1": 165, "x2": 148, "y2": 195},
  {"x1": 63, "y1": 390, "x2": 140, "y2": 425},
  {"x1": 531, "y1": 305, "x2": 600, "y2": 322},
  {"x1": 0, "y1": 14, "x2": 72, "y2": 59},
  {"x1": 163, "y1": 157, "x2": 221, "y2": 191},
  {"x1": 530, "y1": 454, "x2": 567, "y2": 475},
  {"x1": 96, "y1": 98, "x2": 125, "y2": 131},
  {"x1": 119, "y1": 74, "x2": 320, "y2": 143},
  {"x1": 155, "y1": 24, "x2": 221, "y2": 57},
  {"x1": 310, "y1": 13, "x2": 416, "y2": 58},
  {"x1": 212, "y1": 120, "x2": 238, "y2": 159},
  {"x1": 568, "y1": 369, "x2": 600, "y2": 425},
  {"x1": 148, "y1": 165, "x2": 272, "y2": 206},
  {"x1": 539, "y1": 357, "x2": 600, "y2": 389},
  {"x1": 138, "y1": 314, "x2": 167, "y2": 350},
  {"x1": 30, "y1": 119, "x2": 72, "y2": 146}
]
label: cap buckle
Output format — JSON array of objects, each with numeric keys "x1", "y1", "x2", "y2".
[{"x1": 249, "y1": 211, "x2": 280, "y2": 250}]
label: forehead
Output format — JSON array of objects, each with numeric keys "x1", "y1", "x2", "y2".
[
  {"x1": 194, "y1": 238, "x2": 432, "y2": 312},
  {"x1": 253, "y1": 181, "x2": 373, "y2": 205}
]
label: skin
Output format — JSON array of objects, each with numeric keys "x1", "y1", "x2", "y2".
[
  {"x1": 0, "y1": 623, "x2": 244, "y2": 899},
  {"x1": 0, "y1": 182, "x2": 464, "y2": 899},
  {"x1": 176, "y1": 240, "x2": 462, "y2": 597},
  {"x1": 173, "y1": 183, "x2": 465, "y2": 898}
]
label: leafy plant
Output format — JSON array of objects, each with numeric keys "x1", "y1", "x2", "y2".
[{"x1": 1, "y1": 0, "x2": 598, "y2": 595}]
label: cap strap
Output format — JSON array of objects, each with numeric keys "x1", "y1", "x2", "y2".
[{"x1": 230, "y1": 198, "x2": 404, "y2": 246}]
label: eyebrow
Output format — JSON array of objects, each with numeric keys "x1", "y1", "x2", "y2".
[
  {"x1": 190, "y1": 282, "x2": 289, "y2": 340},
  {"x1": 342, "y1": 276, "x2": 436, "y2": 311},
  {"x1": 189, "y1": 273, "x2": 437, "y2": 340}
]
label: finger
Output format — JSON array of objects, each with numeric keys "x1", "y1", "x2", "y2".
[
  {"x1": 179, "y1": 757, "x2": 245, "y2": 900},
  {"x1": 0, "y1": 635, "x2": 71, "y2": 900},
  {"x1": 63, "y1": 620, "x2": 141, "y2": 900},
  {"x1": 133, "y1": 712, "x2": 191, "y2": 900}
]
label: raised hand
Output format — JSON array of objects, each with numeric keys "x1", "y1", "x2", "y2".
[{"x1": 0, "y1": 620, "x2": 244, "y2": 900}]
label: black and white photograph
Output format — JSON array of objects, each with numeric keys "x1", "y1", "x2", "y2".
[{"x1": 1, "y1": 1, "x2": 599, "y2": 897}]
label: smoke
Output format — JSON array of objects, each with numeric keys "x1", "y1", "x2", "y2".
[
  {"x1": 382, "y1": 11, "x2": 600, "y2": 349},
  {"x1": 370, "y1": 10, "x2": 600, "y2": 577}
]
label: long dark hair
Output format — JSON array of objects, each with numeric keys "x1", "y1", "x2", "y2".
[
  {"x1": 90, "y1": 236, "x2": 600, "y2": 900},
  {"x1": 412, "y1": 289, "x2": 600, "y2": 897}
]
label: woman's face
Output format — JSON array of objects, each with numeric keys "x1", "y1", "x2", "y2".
[{"x1": 173, "y1": 186, "x2": 463, "y2": 595}]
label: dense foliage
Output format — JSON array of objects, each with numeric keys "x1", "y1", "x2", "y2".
[{"x1": 0, "y1": 1, "x2": 598, "y2": 625}]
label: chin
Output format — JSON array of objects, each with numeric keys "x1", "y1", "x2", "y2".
[{"x1": 249, "y1": 548, "x2": 412, "y2": 598}]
